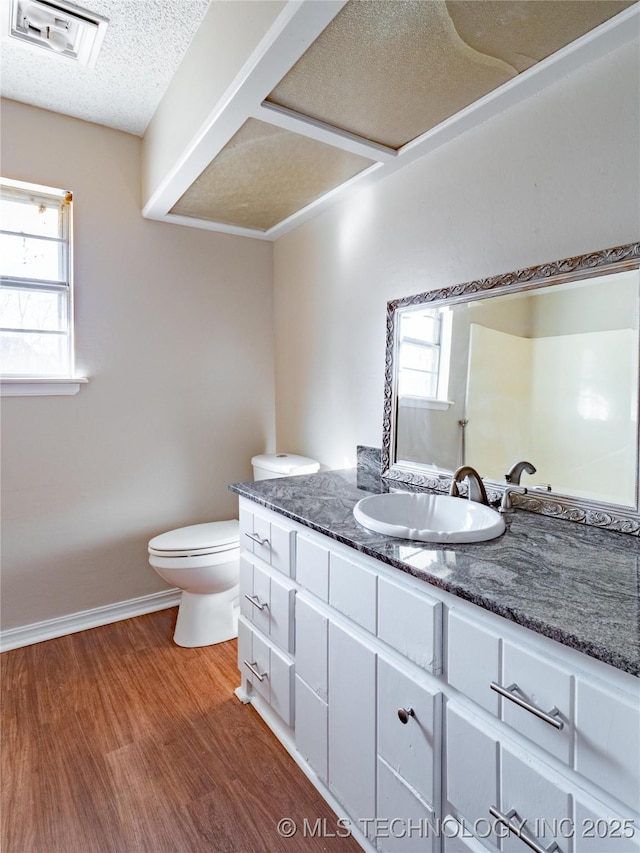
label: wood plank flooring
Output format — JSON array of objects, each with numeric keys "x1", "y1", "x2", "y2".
[{"x1": 1, "y1": 608, "x2": 361, "y2": 852}]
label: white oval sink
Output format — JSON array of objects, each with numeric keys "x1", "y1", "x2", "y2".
[{"x1": 353, "y1": 492, "x2": 505, "y2": 543}]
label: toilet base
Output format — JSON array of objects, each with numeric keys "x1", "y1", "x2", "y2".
[{"x1": 173, "y1": 585, "x2": 239, "y2": 648}]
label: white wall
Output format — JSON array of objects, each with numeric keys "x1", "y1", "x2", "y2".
[
  {"x1": 0, "y1": 99, "x2": 274, "y2": 630},
  {"x1": 273, "y1": 40, "x2": 640, "y2": 470}
]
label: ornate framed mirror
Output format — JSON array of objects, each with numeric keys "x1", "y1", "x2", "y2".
[{"x1": 382, "y1": 243, "x2": 640, "y2": 534}]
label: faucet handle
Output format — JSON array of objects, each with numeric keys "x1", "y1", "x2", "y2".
[{"x1": 499, "y1": 485, "x2": 526, "y2": 513}]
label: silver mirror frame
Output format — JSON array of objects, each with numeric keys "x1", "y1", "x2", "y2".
[{"x1": 382, "y1": 242, "x2": 640, "y2": 534}]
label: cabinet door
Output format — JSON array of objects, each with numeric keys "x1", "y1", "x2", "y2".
[
  {"x1": 248, "y1": 628, "x2": 271, "y2": 705},
  {"x1": 295, "y1": 675, "x2": 328, "y2": 783},
  {"x1": 329, "y1": 551, "x2": 377, "y2": 634},
  {"x1": 269, "y1": 516, "x2": 296, "y2": 577},
  {"x1": 378, "y1": 656, "x2": 441, "y2": 808},
  {"x1": 575, "y1": 677, "x2": 640, "y2": 813},
  {"x1": 446, "y1": 705, "x2": 500, "y2": 851},
  {"x1": 296, "y1": 534, "x2": 329, "y2": 601},
  {"x1": 269, "y1": 642, "x2": 294, "y2": 727},
  {"x1": 377, "y1": 757, "x2": 436, "y2": 853},
  {"x1": 269, "y1": 572, "x2": 295, "y2": 653},
  {"x1": 239, "y1": 554, "x2": 254, "y2": 621},
  {"x1": 296, "y1": 596, "x2": 328, "y2": 700},
  {"x1": 250, "y1": 561, "x2": 271, "y2": 637},
  {"x1": 328, "y1": 622, "x2": 377, "y2": 832}
]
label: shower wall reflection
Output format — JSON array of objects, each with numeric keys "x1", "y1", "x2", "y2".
[{"x1": 395, "y1": 270, "x2": 639, "y2": 506}]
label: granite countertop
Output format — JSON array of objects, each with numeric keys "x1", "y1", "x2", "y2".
[{"x1": 229, "y1": 468, "x2": 640, "y2": 677}]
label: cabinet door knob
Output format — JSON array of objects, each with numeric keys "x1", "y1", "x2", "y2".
[{"x1": 397, "y1": 707, "x2": 415, "y2": 724}]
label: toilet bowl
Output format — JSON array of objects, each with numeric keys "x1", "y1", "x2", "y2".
[{"x1": 148, "y1": 520, "x2": 239, "y2": 648}]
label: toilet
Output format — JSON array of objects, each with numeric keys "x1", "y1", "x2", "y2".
[
  {"x1": 250, "y1": 453, "x2": 320, "y2": 480},
  {"x1": 148, "y1": 453, "x2": 319, "y2": 647}
]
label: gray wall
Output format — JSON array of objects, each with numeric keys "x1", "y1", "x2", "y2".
[
  {"x1": 273, "y1": 41, "x2": 640, "y2": 470},
  {"x1": 1, "y1": 99, "x2": 275, "y2": 630}
]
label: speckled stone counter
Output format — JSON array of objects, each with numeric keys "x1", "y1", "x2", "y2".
[{"x1": 229, "y1": 468, "x2": 640, "y2": 676}]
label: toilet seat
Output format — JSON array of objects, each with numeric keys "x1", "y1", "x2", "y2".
[{"x1": 148, "y1": 520, "x2": 239, "y2": 559}]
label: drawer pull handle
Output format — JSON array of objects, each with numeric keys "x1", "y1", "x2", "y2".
[
  {"x1": 489, "y1": 807, "x2": 559, "y2": 853},
  {"x1": 490, "y1": 682, "x2": 564, "y2": 730},
  {"x1": 397, "y1": 707, "x2": 415, "y2": 724},
  {"x1": 246, "y1": 532, "x2": 270, "y2": 546},
  {"x1": 244, "y1": 594, "x2": 267, "y2": 611},
  {"x1": 243, "y1": 660, "x2": 268, "y2": 682}
]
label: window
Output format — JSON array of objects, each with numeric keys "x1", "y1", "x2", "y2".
[
  {"x1": 0, "y1": 178, "x2": 84, "y2": 394},
  {"x1": 397, "y1": 305, "x2": 453, "y2": 408}
]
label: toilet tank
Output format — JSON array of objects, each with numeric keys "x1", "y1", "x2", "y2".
[{"x1": 251, "y1": 453, "x2": 320, "y2": 480}]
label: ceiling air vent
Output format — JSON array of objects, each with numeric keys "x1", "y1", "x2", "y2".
[{"x1": 9, "y1": 0, "x2": 108, "y2": 67}]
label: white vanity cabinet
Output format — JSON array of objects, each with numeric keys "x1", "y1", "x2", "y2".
[{"x1": 236, "y1": 499, "x2": 640, "y2": 853}]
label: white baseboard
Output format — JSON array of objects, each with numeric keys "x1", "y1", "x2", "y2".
[{"x1": 0, "y1": 588, "x2": 182, "y2": 652}]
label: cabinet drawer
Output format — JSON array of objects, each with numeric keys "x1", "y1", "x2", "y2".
[
  {"x1": 377, "y1": 757, "x2": 437, "y2": 853},
  {"x1": 500, "y1": 745, "x2": 571, "y2": 853},
  {"x1": 378, "y1": 656, "x2": 441, "y2": 808},
  {"x1": 448, "y1": 610, "x2": 573, "y2": 766},
  {"x1": 239, "y1": 505, "x2": 295, "y2": 577},
  {"x1": 575, "y1": 676, "x2": 640, "y2": 813},
  {"x1": 446, "y1": 704, "x2": 573, "y2": 853},
  {"x1": 295, "y1": 595, "x2": 328, "y2": 700},
  {"x1": 295, "y1": 675, "x2": 328, "y2": 784},
  {"x1": 240, "y1": 556, "x2": 295, "y2": 653},
  {"x1": 378, "y1": 576, "x2": 442, "y2": 673},
  {"x1": 574, "y1": 792, "x2": 640, "y2": 852},
  {"x1": 296, "y1": 534, "x2": 329, "y2": 601},
  {"x1": 442, "y1": 817, "x2": 495, "y2": 853},
  {"x1": 501, "y1": 640, "x2": 572, "y2": 765},
  {"x1": 329, "y1": 551, "x2": 377, "y2": 634},
  {"x1": 238, "y1": 617, "x2": 294, "y2": 726}
]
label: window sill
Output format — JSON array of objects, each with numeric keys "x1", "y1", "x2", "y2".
[
  {"x1": 1, "y1": 378, "x2": 89, "y2": 397},
  {"x1": 398, "y1": 395, "x2": 454, "y2": 411}
]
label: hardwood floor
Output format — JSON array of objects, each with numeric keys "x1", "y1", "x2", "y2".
[{"x1": 1, "y1": 609, "x2": 361, "y2": 852}]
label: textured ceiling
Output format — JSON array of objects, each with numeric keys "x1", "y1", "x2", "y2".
[
  {"x1": 0, "y1": 0, "x2": 211, "y2": 136},
  {"x1": 267, "y1": 0, "x2": 634, "y2": 149}
]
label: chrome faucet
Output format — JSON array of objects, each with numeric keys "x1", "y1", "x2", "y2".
[
  {"x1": 449, "y1": 465, "x2": 490, "y2": 505},
  {"x1": 505, "y1": 460, "x2": 536, "y2": 485}
]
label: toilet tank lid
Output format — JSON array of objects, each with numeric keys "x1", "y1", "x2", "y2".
[
  {"x1": 251, "y1": 453, "x2": 320, "y2": 474},
  {"x1": 148, "y1": 520, "x2": 239, "y2": 552}
]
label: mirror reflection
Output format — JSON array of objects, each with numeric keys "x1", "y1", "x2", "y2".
[{"x1": 394, "y1": 269, "x2": 639, "y2": 507}]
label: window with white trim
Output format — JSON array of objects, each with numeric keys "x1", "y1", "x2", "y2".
[
  {"x1": 0, "y1": 178, "x2": 74, "y2": 378},
  {"x1": 397, "y1": 305, "x2": 453, "y2": 408}
]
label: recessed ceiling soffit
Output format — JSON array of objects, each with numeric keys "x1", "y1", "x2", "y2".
[{"x1": 153, "y1": 0, "x2": 638, "y2": 239}]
